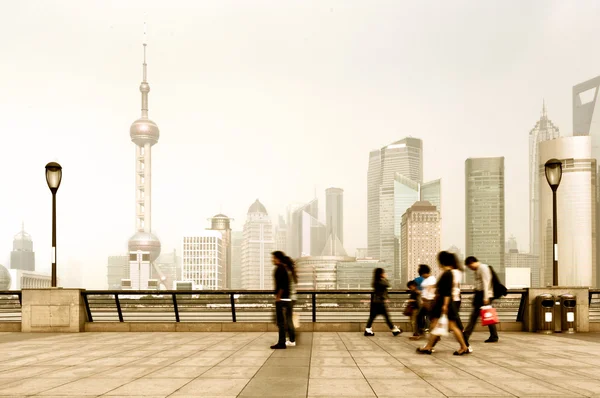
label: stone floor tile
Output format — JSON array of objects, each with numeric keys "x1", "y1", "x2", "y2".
[
  {"x1": 200, "y1": 366, "x2": 260, "y2": 378},
  {"x1": 310, "y1": 350, "x2": 352, "y2": 358},
  {"x1": 238, "y1": 376, "x2": 308, "y2": 397},
  {"x1": 309, "y1": 366, "x2": 362, "y2": 379},
  {"x1": 485, "y1": 378, "x2": 582, "y2": 396},
  {"x1": 263, "y1": 357, "x2": 311, "y2": 367},
  {"x1": 36, "y1": 365, "x2": 111, "y2": 379},
  {"x1": 308, "y1": 378, "x2": 375, "y2": 397},
  {"x1": 546, "y1": 379, "x2": 600, "y2": 397},
  {"x1": 170, "y1": 378, "x2": 250, "y2": 396},
  {"x1": 93, "y1": 365, "x2": 164, "y2": 378},
  {"x1": 410, "y1": 365, "x2": 475, "y2": 379},
  {"x1": 353, "y1": 357, "x2": 402, "y2": 367},
  {"x1": 103, "y1": 377, "x2": 192, "y2": 396},
  {"x1": 270, "y1": 348, "x2": 311, "y2": 358},
  {"x1": 253, "y1": 366, "x2": 309, "y2": 379},
  {"x1": 310, "y1": 357, "x2": 356, "y2": 367},
  {"x1": 147, "y1": 365, "x2": 212, "y2": 378},
  {"x1": 37, "y1": 378, "x2": 133, "y2": 396},
  {"x1": 368, "y1": 378, "x2": 446, "y2": 397},
  {"x1": 360, "y1": 366, "x2": 419, "y2": 379},
  {"x1": 216, "y1": 356, "x2": 269, "y2": 367},
  {"x1": 0, "y1": 378, "x2": 75, "y2": 395},
  {"x1": 349, "y1": 350, "x2": 391, "y2": 358},
  {"x1": 427, "y1": 379, "x2": 513, "y2": 397},
  {"x1": 171, "y1": 356, "x2": 224, "y2": 367},
  {"x1": 0, "y1": 366, "x2": 60, "y2": 379}
]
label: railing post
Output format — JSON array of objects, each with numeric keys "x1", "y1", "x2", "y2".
[
  {"x1": 115, "y1": 294, "x2": 124, "y2": 322},
  {"x1": 172, "y1": 293, "x2": 180, "y2": 322},
  {"x1": 82, "y1": 292, "x2": 93, "y2": 322},
  {"x1": 516, "y1": 290, "x2": 527, "y2": 322},
  {"x1": 312, "y1": 293, "x2": 316, "y2": 323},
  {"x1": 17, "y1": 292, "x2": 22, "y2": 306},
  {"x1": 230, "y1": 293, "x2": 236, "y2": 322}
]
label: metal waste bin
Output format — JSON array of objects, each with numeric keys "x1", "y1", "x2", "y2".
[
  {"x1": 536, "y1": 294, "x2": 555, "y2": 334},
  {"x1": 560, "y1": 294, "x2": 576, "y2": 333}
]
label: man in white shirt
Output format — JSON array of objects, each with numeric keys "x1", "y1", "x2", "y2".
[
  {"x1": 463, "y1": 256, "x2": 499, "y2": 345},
  {"x1": 410, "y1": 264, "x2": 436, "y2": 340}
]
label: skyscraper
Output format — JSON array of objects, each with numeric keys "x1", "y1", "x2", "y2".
[
  {"x1": 289, "y1": 198, "x2": 326, "y2": 258},
  {"x1": 182, "y1": 231, "x2": 225, "y2": 290},
  {"x1": 231, "y1": 231, "x2": 243, "y2": 289},
  {"x1": 107, "y1": 255, "x2": 128, "y2": 289},
  {"x1": 274, "y1": 215, "x2": 288, "y2": 252},
  {"x1": 400, "y1": 201, "x2": 441, "y2": 286},
  {"x1": 539, "y1": 136, "x2": 596, "y2": 287},
  {"x1": 368, "y1": 138, "x2": 423, "y2": 263},
  {"x1": 326, "y1": 188, "x2": 344, "y2": 245},
  {"x1": 573, "y1": 76, "x2": 600, "y2": 289},
  {"x1": 10, "y1": 223, "x2": 35, "y2": 271},
  {"x1": 392, "y1": 174, "x2": 419, "y2": 286},
  {"x1": 241, "y1": 199, "x2": 274, "y2": 289},
  {"x1": 126, "y1": 24, "x2": 162, "y2": 289},
  {"x1": 207, "y1": 214, "x2": 232, "y2": 288},
  {"x1": 465, "y1": 157, "x2": 505, "y2": 282},
  {"x1": 421, "y1": 179, "x2": 441, "y2": 211},
  {"x1": 529, "y1": 103, "x2": 560, "y2": 287}
]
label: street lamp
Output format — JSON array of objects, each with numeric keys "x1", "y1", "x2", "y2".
[
  {"x1": 545, "y1": 158, "x2": 563, "y2": 286},
  {"x1": 45, "y1": 162, "x2": 62, "y2": 287}
]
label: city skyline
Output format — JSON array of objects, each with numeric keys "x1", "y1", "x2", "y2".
[{"x1": 2, "y1": 1, "x2": 600, "y2": 288}]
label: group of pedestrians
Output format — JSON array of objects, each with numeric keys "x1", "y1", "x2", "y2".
[
  {"x1": 362, "y1": 251, "x2": 500, "y2": 355},
  {"x1": 270, "y1": 249, "x2": 499, "y2": 354}
]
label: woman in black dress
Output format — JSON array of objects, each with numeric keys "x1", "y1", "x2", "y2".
[{"x1": 417, "y1": 251, "x2": 469, "y2": 355}]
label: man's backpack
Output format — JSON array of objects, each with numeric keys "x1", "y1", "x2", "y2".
[{"x1": 488, "y1": 265, "x2": 507, "y2": 299}]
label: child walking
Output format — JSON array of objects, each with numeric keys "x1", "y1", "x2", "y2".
[{"x1": 364, "y1": 268, "x2": 402, "y2": 337}]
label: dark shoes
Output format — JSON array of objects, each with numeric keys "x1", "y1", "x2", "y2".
[
  {"x1": 485, "y1": 338, "x2": 499, "y2": 343},
  {"x1": 416, "y1": 347, "x2": 432, "y2": 355},
  {"x1": 270, "y1": 343, "x2": 286, "y2": 349},
  {"x1": 453, "y1": 349, "x2": 471, "y2": 356}
]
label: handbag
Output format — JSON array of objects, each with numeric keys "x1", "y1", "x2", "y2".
[
  {"x1": 480, "y1": 305, "x2": 499, "y2": 326},
  {"x1": 403, "y1": 301, "x2": 416, "y2": 316},
  {"x1": 431, "y1": 315, "x2": 449, "y2": 337}
]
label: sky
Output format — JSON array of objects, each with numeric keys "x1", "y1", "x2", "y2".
[{"x1": 1, "y1": 0, "x2": 600, "y2": 288}]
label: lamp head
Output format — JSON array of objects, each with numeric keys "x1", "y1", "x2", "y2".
[
  {"x1": 45, "y1": 162, "x2": 62, "y2": 193},
  {"x1": 544, "y1": 158, "x2": 563, "y2": 191}
]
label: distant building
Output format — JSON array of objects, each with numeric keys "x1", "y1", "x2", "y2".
[
  {"x1": 400, "y1": 201, "x2": 441, "y2": 286},
  {"x1": 182, "y1": 231, "x2": 225, "y2": 290},
  {"x1": 207, "y1": 214, "x2": 232, "y2": 288},
  {"x1": 241, "y1": 200, "x2": 274, "y2": 289},
  {"x1": 107, "y1": 255, "x2": 128, "y2": 290},
  {"x1": 123, "y1": 251, "x2": 156, "y2": 290},
  {"x1": 393, "y1": 174, "x2": 420, "y2": 286},
  {"x1": 337, "y1": 260, "x2": 392, "y2": 290},
  {"x1": 368, "y1": 137, "x2": 423, "y2": 263},
  {"x1": 421, "y1": 179, "x2": 441, "y2": 212},
  {"x1": 274, "y1": 215, "x2": 288, "y2": 252},
  {"x1": 355, "y1": 248, "x2": 369, "y2": 259},
  {"x1": 326, "y1": 187, "x2": 344, "y2": 245},
  {"x1": 506, "y1": 235, "x2": 518, "y2": 253},
  {"x1": 465, "y1": 157, "x2": 505, "y2": 283},
  {"x1": 288, "y1": 198, "x2": 326, "y2": 258},
  {"x1": 295, "y1": 255, "x2": 355, "y2": 290},
  {"x1": 10, "y1": 224, "x2": 35, "y2": 271},
  {"x1": 153, "y1": 249, "x2": 181, "y2": 289},
  {"x1": 0, "y1": 265, "x2": 11, "y2": 290},
  {"x1": 539, "y1": 136, "x2": 596, "y2": 287},
  {"x1": 231, "y1": 231, "x2": 243, "y2": 289},
  {"x1": 9, "y1": 269, "x2": 51, "y2": 289}
]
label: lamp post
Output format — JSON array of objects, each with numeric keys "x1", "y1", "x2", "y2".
[
  {"x1": 545, "y1": 158, "x2": 563, "y2": 286},
  {"x1": 45, "y1": 162, "x2": 62, "y2": 287}
]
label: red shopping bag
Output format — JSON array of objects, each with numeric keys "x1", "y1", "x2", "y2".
[{"x1": 480, "y1": 306, "x2": 499, "y2": 326}]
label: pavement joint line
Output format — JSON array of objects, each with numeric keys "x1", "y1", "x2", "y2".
[{"x1": 337, "y1": 331, "x2": 378, "y2": 398}]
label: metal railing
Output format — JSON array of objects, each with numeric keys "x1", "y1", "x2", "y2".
[
  {"x1": 0, "y1": 291, "x2": 22, "y2": 322},
  {"x1": 81, "y1": 289, "x2": 528, "y2": 323},
  {"x1": 590, "y1": 289, "x2": 600, "y2": 322}
]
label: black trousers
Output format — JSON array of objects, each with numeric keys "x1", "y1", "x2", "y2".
[
  {"x1": 454, "y1": 300, "x2": 464, "y2": 331},
  {"x1": 366, "y1": 302, "x2": 394, "y2": 329},
  {"x1": 463, "y1": 291, "x2": 498, "y2": 345},
  {"x1": 275, "y1": 301, "x2": 295, "y2": 345}
]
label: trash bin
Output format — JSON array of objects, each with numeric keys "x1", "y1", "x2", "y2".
[
  {"x1": 536, "y1": 294, "x2": 555, "y2": 334},
  {"x1": 560, "y1": 294, "x2": 576, "y2": 333}
]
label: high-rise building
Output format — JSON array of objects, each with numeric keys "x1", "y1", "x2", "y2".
[
  {"x1": 506, "y1": 235, "x2": 518, "y2": 253},
  {"x1": 355, "y1": 248, "x2": 369, "y2": 259},
  {"x1": 368, "y1": 138, "x2": 423, "y2": 263},
  {"x1": 125, "y1": 24, "x2": 162, "y2": 289},
  {"x1": 231, "y1": 231, "x2": 243, "y2": 289},
  {"x1": 573, "y1": 76, "x2": 600, "y2": 289},
  {"x1": 336, "y1": 260, "x2": 393, "y2": 290},
  {"x1": 274, "y1": 215, "x2": 288, "y2": 252},
  {"x1": 241, "y1": 199, "x2": 274, "y2": 289},
  {"x1": 289, "y1": 198, "x2": 326, "y2": 258},
  {"x1": 392, "y1": 174, "x2": 419, "y2": 286},
  {"x1": 10, "y1": 223, "x2": 35, "y2": 271},
  {"x1": 465, "y1": 157, "x2": 505, "y2": 282},
  {"x1": 421, "y1": 179, "x2": 441, "y2": 211},
  {"x1": 107, "y1": 255, "x2": 128, "y2": 289},
  {"x1": 326, "y1": 188, "x2": 344, "y2": 245},
  {"x1": 295, "y1": 255, "x2": 355, "y2": 290},
  {"x1": 539, "y1": 136, "x2": 596, "y2": 287},
  {"x1": 182, "y1": 231, "x2": 225, "y2": 290},
  {"x1": 153, "y1": 249, "x2": 181, "y2": 289},
  {"x1": 207, "y1": 214, "x2": 232, "y2": 288},
  {"x1": 400, "y1": 201, "x2": 441, "y2": 286}
]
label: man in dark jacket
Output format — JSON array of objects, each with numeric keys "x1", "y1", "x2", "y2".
[{"x1": 271, "y1": 254, "x2": 291, "y2": 349}]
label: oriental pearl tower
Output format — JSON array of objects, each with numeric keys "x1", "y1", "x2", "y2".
[{"x1": 127, "y1": 23, "x2": 161, "y2": 266}]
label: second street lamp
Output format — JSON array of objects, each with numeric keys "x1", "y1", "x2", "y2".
[
  {"x1": 45, "y1": 162, "x2": 62, "y2": 287},
  {"x1": 545, "y1": 158, "x2": 563, "y2": 286}
]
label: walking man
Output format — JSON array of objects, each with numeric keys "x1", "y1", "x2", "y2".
[
  {"x1": 463, "y1": 256, "x2": 499, "y2": 347},
  {"x1": 271, "y1": 252, "x2": 294, "y2": 349}
]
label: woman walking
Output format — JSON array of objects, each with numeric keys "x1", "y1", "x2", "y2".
[
  {"x1": 417, "y1": 251, "x2": 469, "y2": 355},
  {"x1": 271, "y1": 251, "x2": 295, "y2": 349},
  {"x1": 284, "y1": 252, "x2": 298, "y2": 347},
  {"x1": 364, "y1": 268, "x2": 402, "y2": 337}
]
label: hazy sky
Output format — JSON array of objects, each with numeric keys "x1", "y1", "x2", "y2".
[{"x1": 1, "y1": 0, "x2": 600, "y2": 288}]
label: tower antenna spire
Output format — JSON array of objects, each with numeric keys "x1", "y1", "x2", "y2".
[
  {"x1": 542, "y1": 99, "x2": 547, "y2": 118},
  {"x1": 143, "y1": 19, "x2": 147, "y2": 83}
]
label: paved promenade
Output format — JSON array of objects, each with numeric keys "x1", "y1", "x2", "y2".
[{"x1": 0, "y1": 331, "x2": 599, "y2": 397}]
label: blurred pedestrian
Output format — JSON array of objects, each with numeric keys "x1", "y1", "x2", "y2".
[
  {"x1": 270, "y1": 251, "x2": 295, "y2": 349},
  {"x1": 406, "y1": 280, "x2": 420, "y2": 335},
  {"x1": 364, "y1": 268, "x2": 402, "y2": 337},
  {"x1": 417, "y1": 251, "x2": 469, "y2": 355},
  {"x1": 463, "y1": 256, "x2": 499, "y2": 345},
  {"x1": 410, "y1": 264, "x2": 435, "y2": 340}
]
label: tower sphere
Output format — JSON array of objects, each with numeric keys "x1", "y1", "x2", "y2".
[
  {"x1": 128, "y1": 231, "x2": 161, "y2": 262},
  {"x1": 0, "y1": 264, "x2": 11, "y2": 290},
  {"x1": 130, "y1": 118, "x2": 159, "y2": 146}
]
